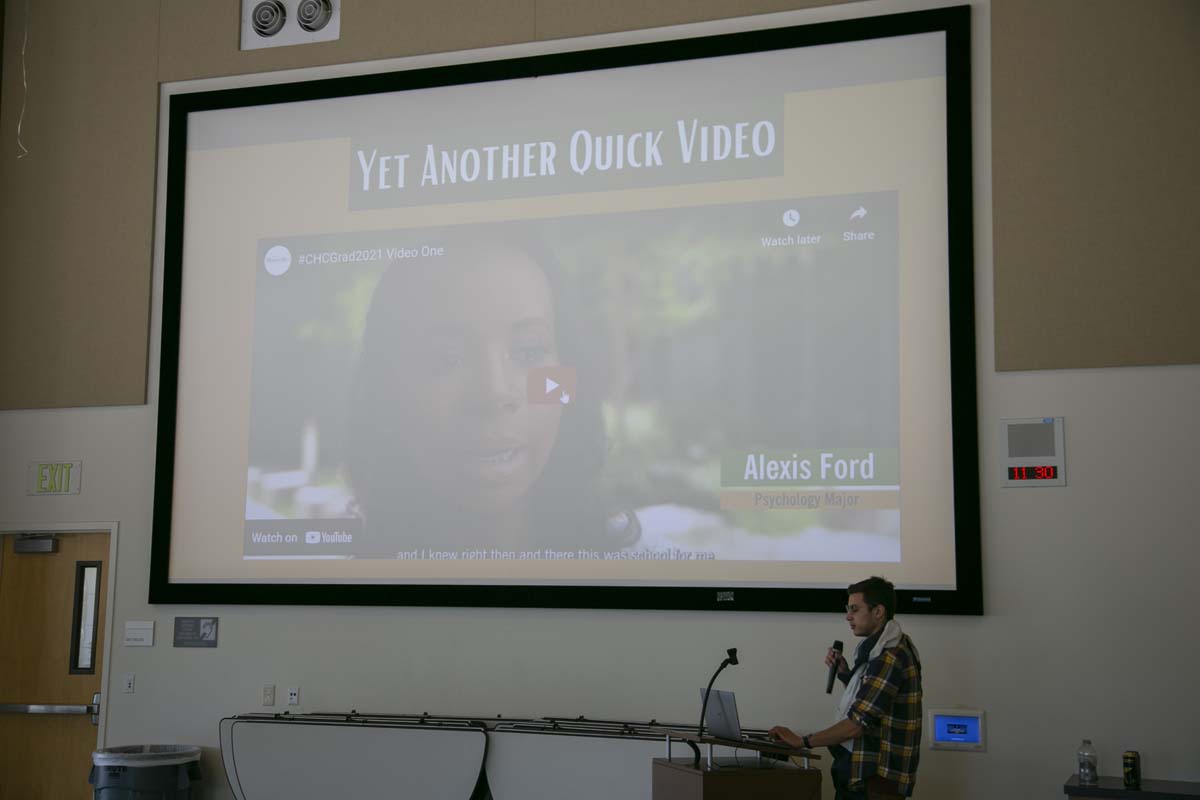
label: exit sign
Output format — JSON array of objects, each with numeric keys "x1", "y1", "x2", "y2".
[{"x1": 27, "y1": 461, "x2": 83, "y2": 495}]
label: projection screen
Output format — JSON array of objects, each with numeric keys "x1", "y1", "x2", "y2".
[{"x1": 150, "y1": 6, "x2": 980, "y2": 613}]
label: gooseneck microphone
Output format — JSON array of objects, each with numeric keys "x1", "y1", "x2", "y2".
[
  {"x1": 825, "y1": 640, "x2": 844, "y2": 694},
  {"x1": 698, "y1": 648, "x2": 739, "y2": 739}
]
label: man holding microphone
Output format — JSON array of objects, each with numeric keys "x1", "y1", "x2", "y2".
[{"x1": 769, "y1": 577, "x2": 923, "y2": 799}]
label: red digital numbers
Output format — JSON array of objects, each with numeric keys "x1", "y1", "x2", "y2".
[{"x1": 1008, "y1": 465, "x2": 1057, "y2": 481}]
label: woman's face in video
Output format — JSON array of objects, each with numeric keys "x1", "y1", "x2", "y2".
[{"x1": 384, "y1": 248, "x2": 563, "y2": 514}]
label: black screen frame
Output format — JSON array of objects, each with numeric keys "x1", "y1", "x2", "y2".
[{"x1": 149, "y1": 5, "x2": 981, "y2": 615}]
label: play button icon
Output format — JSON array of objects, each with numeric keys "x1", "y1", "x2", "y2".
[{"x1": 528, "y1": 366, "x2": 576, "y2": 405}]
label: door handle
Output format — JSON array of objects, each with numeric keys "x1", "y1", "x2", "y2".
[
  {"x1": 0, "y1": 692, "x2": 101, "y2": 725},
  {"x1": 0, "y1": 703, "x2": 92, "y2": 714}
]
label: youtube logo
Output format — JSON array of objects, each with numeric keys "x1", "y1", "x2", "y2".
[{"x1": 527, "y1": 366, "x2": 576, "y2": 405}]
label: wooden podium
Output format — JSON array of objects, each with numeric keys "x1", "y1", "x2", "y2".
[
  {"x1": 648, "y1": 728, "x2": 821, "y2": 800},
  {"x1": 653, "y1": 758, "x2": 821, "y2": 800}
]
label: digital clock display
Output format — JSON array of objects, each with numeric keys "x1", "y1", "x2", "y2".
[{"x1": 1007, "y1": 465, "x2": 1058, "y2": 481}]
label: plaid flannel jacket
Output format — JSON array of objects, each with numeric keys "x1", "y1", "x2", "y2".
[{"x1": 845, "y1": 633, "x2": 923, "y2": 796}]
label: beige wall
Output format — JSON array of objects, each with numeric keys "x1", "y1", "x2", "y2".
[
  {"x1": 992, "y1": 0, "x2": 1200, "y2": 370},
  {"x1": 1, "y1": 2, "x2": 1199, "y2": 799},
  {"x1": 0, "y1": 0, "x2": 158, "y2": 409}
]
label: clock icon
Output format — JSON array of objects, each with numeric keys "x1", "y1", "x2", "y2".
[{"x1": 782, "y1": 209, "x2": 800, "y2": 227}]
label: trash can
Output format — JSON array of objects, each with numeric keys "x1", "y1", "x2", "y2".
[{"x1": 89, "y1": 745, "x2": 202, "y2": 799}]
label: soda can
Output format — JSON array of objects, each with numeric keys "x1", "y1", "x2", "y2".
[{"x1": 1123, "y1": 750, "x2": 1141, "y2": 788}]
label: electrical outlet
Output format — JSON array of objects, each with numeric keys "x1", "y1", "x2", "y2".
[
  {"x1": 262, "y1": 684, "x2": 275, "y2": 706},
  {"x1": 123, "y1": 673, "x2": 136, "y2": 694},
  {"x1": 287, "y1": 687, "x2": 300, "y2": 705}
]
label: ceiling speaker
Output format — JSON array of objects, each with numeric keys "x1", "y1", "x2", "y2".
[
  {"x1": 241, "y1": 0, "x2": 341, "y2": 51},
  {"x1": 297, "y1": 0, "x2": 334, "y2": 32},
  {"x1": 251, "y1": 0, "x2": 287, "y2": 37}
]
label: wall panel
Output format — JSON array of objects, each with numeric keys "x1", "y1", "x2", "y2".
[
  {"x1": 992, "y1": 0, "x2": 1200, "y2": 370},
  {"x1": 0, "y1": 0, "x2": 158, "y2": 409},
  {"x1": 532, "y1": 0, "x2": 847, "y2": 40}
]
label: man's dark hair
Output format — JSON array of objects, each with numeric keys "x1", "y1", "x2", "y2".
[{"x1": 848, "y1": 576, "x2": 897, "y2": 620}]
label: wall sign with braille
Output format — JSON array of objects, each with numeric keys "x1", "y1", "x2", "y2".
[{"x1": 173, "y1": 617, "x2": 219, "y2": 647}]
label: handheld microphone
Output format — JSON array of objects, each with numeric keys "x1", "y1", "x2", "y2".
[
  {"x1": 698, "y1": 648, "x2": 739, "y2": 739},
  {"x1": 825, "y1": 640, "x2": 844, "y2": 694}
]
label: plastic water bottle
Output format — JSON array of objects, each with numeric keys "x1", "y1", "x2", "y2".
[{"x1": 1077, "y1": 739, "x2": 1098, "y2": 784}]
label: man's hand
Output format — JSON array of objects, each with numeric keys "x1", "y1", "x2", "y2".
[
  {"x1": 767, "y1": 726, "x2": 805, "y2": 749},
  {"x1": 825, "y1": 647, "x2": 849, "y2": 677}
]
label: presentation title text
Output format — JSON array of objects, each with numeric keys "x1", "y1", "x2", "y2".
[{"x1": 354, "y1": 118, "x2": 777, "y2": 192}]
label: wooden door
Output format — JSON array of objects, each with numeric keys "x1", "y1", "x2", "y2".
[{"x1": 0, "y1": 532, "x2": 109, "y2": 799}]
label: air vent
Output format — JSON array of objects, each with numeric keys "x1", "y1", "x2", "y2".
[
  {"x1": 297, "y1": 0, "x2": 334, "y2": 32},
  {"x1": 241, "y1": 0, "x2": 341, "y2": 51},
  {"x1": 251, "y1": 1, "x2": 287, "y2": 37}
]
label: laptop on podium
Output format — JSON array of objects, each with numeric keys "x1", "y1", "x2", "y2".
[{"x1": 699, "y1": 689, "x2": 773, "y2": 744}]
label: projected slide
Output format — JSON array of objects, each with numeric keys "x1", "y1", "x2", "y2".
[
  {"x1": 244, "y1": 195, "x2": 899, "y2": 563},
  {"x1": 158, "y1": 13, "x2": 974, "y2": 602}
]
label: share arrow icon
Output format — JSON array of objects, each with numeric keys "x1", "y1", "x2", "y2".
[{"x1": 850, "y1": 206, "x2": 867, "y2": 221}]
